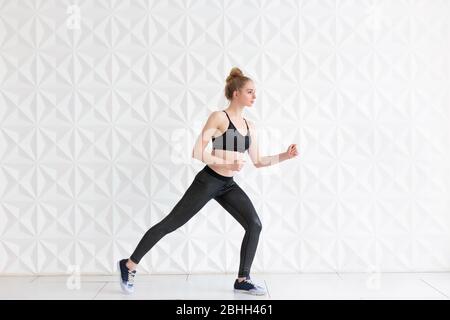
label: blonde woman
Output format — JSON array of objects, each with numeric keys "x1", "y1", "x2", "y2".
[{"x1": 118, "y1": 67, "x2": 299, "y2": 295}]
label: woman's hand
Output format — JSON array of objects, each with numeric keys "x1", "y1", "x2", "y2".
[{"x1": 285, "y1": 144, "x2": 299, "y2": 159}]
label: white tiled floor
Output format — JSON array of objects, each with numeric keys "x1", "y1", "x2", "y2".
[{"x1": 0, "y1": 273, "x2": 449, "y2": 300}]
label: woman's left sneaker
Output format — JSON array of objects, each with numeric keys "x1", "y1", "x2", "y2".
[{"x1": 233, "y1": 278, "x2": 267, "y2": 295}]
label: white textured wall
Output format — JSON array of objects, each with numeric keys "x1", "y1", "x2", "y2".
[{"x1": 1, "y1": 0, "x2": 450, "y2": 275}]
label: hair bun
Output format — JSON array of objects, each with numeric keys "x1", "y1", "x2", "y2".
[
  {"x1": 226, "y1": 67, "x2": 244, "y2": 82},
  {"x1": 224, "y1": 67, "x2": 252, "y2": 100}
]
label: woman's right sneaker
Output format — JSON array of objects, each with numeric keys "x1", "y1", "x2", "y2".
[
  {"x1": 118, "y1": 259, "x2": 136, "y2": 294},
  {"x1": 234, "y1": 278, "x2": 267, "y2": 296}
]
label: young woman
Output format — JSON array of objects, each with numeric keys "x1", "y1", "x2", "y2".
[{"x1": 118, "y1": 67, "x2": 299, "y2": 295}]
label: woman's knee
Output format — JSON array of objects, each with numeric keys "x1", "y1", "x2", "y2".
[{"x1": 247, "y1": 216, "x2": 262, "y2": 233}]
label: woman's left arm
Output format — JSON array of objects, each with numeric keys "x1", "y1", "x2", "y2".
[{"x1": 247, "y1": 120, "x2": 299, "y2": 168}]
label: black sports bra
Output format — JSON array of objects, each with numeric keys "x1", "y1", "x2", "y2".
[{"x1": 212, "y1": 111, "x2": 251, "y2": 153}]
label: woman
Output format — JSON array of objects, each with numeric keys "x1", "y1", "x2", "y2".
[{"x1": 118, "y1": 67, "x2": 299, "y2": 295}]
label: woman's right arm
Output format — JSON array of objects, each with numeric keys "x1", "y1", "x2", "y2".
[{"x1": 191, "y1": 111, "x2": 231, "y2": 167}]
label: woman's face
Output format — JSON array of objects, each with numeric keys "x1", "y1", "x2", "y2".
[{"x1": 234, "y1": 81, "x2": 256, "y2": 107}]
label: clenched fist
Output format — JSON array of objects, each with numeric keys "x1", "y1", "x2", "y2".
[{"x1": 285, "y1": 144, "x2": 299, "y2": 159}]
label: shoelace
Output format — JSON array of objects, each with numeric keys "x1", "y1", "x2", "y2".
[
  {"x1": 243, "y1": 279, "x2": 264, "y2": 290},
  {"x1": 127, "y1": 270, "x2": 136, "y2": 286},
  {"x1": 239, "y1": 279, "x2": 257, "y2": 288}
]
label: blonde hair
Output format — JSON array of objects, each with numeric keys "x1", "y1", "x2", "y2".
[{"x1": 224, "y1": 67, "x2": 252, "y2": 100}]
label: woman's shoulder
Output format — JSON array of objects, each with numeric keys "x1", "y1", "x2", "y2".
[
  {"x1": 210, "y1": 109, "x2": 225, "y2": 116},
  {"x1": 204, "y1": 110, "x2": 227, "y2": 129},
  {"x1": 207, "y1": 110, "x2": 227, "y2": 122}
]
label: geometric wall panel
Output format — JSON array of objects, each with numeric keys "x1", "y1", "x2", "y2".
[{"x1": 0, "y1": 0, "x2": 449, "y2": 274}]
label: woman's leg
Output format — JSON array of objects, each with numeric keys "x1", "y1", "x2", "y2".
[
  {"x1": 129, "y1": 173, "x2": 219, "y2": 265},
  {"x1": 214, "y1": 182, "x2": 262, "y2": 279}
]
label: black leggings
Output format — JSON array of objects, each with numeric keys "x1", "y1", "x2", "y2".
[{"x1": 130, "y1": 165, "x2": 262, "y2": 278}]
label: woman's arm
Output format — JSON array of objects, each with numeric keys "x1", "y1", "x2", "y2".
[
  {"x1": 247, "y1": 120, "x2": 299, "y2": 168},
  {"x1": 192, "y1": 111, "x2": 233, "y2": 167}
]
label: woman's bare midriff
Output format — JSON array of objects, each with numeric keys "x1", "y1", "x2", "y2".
[{"x1": 208, "y1": 148, "x2": 246, "y2": 177}]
